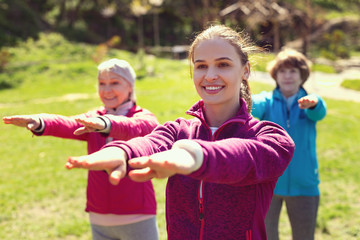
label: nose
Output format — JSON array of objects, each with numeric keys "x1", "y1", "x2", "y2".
[
  {"x1": 103, "y1": 84, "x2": 113, "y2": 92},
  {"x1": 284, "y1": 70, "x2": 292, "y2": 78},
  {"x1": 204, "y1": 67, "x2": 218, "y2": 81}
]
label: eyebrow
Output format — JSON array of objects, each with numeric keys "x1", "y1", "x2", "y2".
[{"x1": 194, "y1": 57, "x2": 233, "y2": 63}]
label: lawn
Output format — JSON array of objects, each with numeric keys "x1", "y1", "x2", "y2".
[{"x1": 0, "y1": 34, "x2": 359, "y2": 239}]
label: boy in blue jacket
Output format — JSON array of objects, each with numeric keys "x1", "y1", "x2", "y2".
[{"x1": 252, "y1": 48, "x2": 327, "y2": 240}]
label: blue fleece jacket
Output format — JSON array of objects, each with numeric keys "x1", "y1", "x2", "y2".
[{"x1": 252, "y1": 87, "x2": 327, "y2": 196}]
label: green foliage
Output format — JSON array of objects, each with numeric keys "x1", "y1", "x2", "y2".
[
  {"x1": 341, "y1": 79, "x2": 360, "y2": 91},
  {"x1": 0, "y1": 48, "x2": 15, "y2": 89},
  {"x1": 319, "y1": 30, "x2": 350, "y2": 60}
]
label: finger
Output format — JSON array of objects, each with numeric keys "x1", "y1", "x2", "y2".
[
  {"x1": 65, "y1": 161, "x2": 74, "y2": 169},
  {"x1": 2, "y1": 116, "x2": 11, "y2": 123},
  {"x1": 75, "y1": 117, "x2": 90, "y2": 125},
  {"x1": 77, "y1": 119, "x2": 104, "y2": 131},
  {"x1": 3, "y1": 117, "x2": 26, "y2": 125},
  {"x1": 128, "y1": 167, "x2": 155, "y2": 182},
  {"x1": 128, "y1": 156, "x2": 154, "y2": 169},
  {"x1": 73, "y1": 127, "x2": 88, "y2": 135},
  {"x1": 67, "y1": 156, "x2": 91, "y2": 169}
]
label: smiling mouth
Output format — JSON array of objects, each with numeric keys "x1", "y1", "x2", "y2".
[
  {"x1": 205, "y1": 86, "x2": 223, "y2": 91},
  {"x1": 104, "y1": 97, "x2": 117, "y2": 101}
]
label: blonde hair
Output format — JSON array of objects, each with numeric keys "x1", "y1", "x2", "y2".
[
  {"x1": 267, "y1": 48, "x2": 312, "y2": 86},
  {"x1": 188, "y1": 25, "x2": 259, "y2": 113}
]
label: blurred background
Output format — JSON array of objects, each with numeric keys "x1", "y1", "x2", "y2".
[
  {"x1": 0, "y1": 1, "x2": 359, "y2": 240},
  {"x1": 1, "y1": 0, "x2": 360, "y2": 58}
]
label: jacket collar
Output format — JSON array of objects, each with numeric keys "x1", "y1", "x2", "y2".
[
  {"x1": 273, "y1": 87, "x2": 308, "y2": 100},
  {"x1": 98, "y1": 101, "x2": 138, "y2": 117},
  {"x1": 186, "y1": 98, "x2": 250, "y2": 126}
]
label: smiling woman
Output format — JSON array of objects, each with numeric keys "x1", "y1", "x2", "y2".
[
  {"x1": 97, "y1": 59, "x2": 135, "y2": 110},
  {"x1": 3, "y1": 58, "x2": 160, "y2": 240},
  {"x1": 191, "y1": 37, "x2": 250, "y2": 127}
]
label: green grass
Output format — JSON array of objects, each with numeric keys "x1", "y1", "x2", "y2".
[
  {"x1": 341, "y1": 79, "x2": 360, "y2": 91},
  {"x1": 0, "y1": 33, "x2": 359, "y2": 240},
  {"x1": 311, "y1": 63, "x2": 337, "y2": 74}
]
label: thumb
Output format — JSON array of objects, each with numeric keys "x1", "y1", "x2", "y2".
[
  {"x1": 109, "y1": 165, "x2": 126, "y2": 185},
  {"x1": 27, "y1": 122, "x2": 38, "y2": 131},
  {"x1": 73, "y1": 127, "x2": 88, "y2": 135}
]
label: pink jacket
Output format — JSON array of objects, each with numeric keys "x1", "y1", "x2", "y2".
[
  {"x1": 35, "y1": 105, "x2": 159, "y2": 215},
  {"x1": 107, "y1": 99, "x2": 295, "y2": 240}
]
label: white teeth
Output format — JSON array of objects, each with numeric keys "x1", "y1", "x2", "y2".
[{"x1": 205, "y1": 86, "x2": 222, "y2": 90}]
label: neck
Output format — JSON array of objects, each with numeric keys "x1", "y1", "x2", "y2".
[
  {"x1": 203, "y1": 101, "x2": 239, "y2": 127},
  {"x1": 106, "y1": 101, "x2": 134, "y2": 115},
  {"x1": 281, "y1": 91, "x2": 297, "y2": 99}
]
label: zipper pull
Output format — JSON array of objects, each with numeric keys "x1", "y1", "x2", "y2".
[
  {"x1": 199, "y1": 202, "x2": 203, "y2": 221},
  {"x1": 286, "y1": 119, "x2": 290, "y2": 128}
]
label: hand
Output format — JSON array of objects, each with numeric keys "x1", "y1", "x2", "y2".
[
  {"x1": 298, "y1": 95, "x2": 318, "y2": 109},
  {"x1": 3, "y1": 115, "x2": 41, "y2": 131},
  {"x1": 128, "y1": 148, "x2": 199, "y2": 182},
  {"x1": 66, "y1": 147, "x2": 128, "y2": 185},
  {"x1": 73, "y1": 117, "x2": 106, "y2": 135}
]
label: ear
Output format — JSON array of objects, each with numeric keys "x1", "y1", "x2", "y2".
[{"x1": 242, "y1": 61, "x2": 251, "y2": 80}]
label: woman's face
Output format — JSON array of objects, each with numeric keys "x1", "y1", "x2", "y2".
[
  {"x1": 98, "y1": 71, "x2": 132, "y2": 109},
  {"x1": 192, "y1": 38, "x2": 249, "y2": 109},
  {"x1": 276, "y1": 67, "x2": 303, "y2": 98}
]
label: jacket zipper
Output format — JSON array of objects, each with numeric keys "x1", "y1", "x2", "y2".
[
  {"x1": 246, "y1": 230, "x2": 252, "y2": 240},
  {"x1": 198, "y1": 180, "x2": 204, "y2": 240},
  {"x1": 187, "y1": 113, "x2": 245, "y2": 240},
  {"x1": 286, "y1": 108, "x2": 290, "y2": 129}
]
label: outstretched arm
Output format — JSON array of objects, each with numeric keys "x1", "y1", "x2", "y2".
[
  {"x1": 128, "y1": 140, "x2": 203, "y2": 182},
  {"x1": 66, "y1": 139, "x2": 203, "y2": 183},
  {"x1": 3, "y1": 115, "x2": 41, "y2": 131},
  {"x1": 66, "y1": 147, "x2": 128, "y2": 185}
]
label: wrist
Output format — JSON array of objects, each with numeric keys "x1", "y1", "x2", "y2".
[
  {"x1": 33, "y1": 117, "x2": 45, "y2": 133},
  {"x1": 95, "y1": 116, "x2": 111, "y2": 133},
  {"x1": 172, "y1": 140, "x2": 203, "y2": 172}
]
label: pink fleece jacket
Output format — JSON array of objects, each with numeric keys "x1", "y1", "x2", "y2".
[
  {"x1": 107, "y1": 99, "x2": 295, "y2": 240},
  {"x1": 35, "y1": 105, "x2": 159, "y2": 215}
]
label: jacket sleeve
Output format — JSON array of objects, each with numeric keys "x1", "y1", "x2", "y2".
[
  {"x1": 305, "y1": 94, "x2": 327, "y2": 121},
  {"x1": 104, "y1": 108, "x2": 159, "y2": 141},
  {"x1": 105, "y1": 120, "x2": 181, "y2": 160},
  {"x1": 251, "y1": 92, "x2": 268, "y2": 120},
  {"x1": 34, "y1": 113, "x2": 87, "y2": 141},
  {"x1": 188, "y1": 121, "x2": 295, "y2": 186}
]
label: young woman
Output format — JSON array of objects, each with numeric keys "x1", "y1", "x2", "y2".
[
  {"x1": 252, "y1": 48, "x2": 327, "y2": 240},
  {"x1": 3, "y1": 59, "x2": 159, "y2": 240},
  {"x1": 66, "y1": 25, "x2": 295, "y2": 240}
]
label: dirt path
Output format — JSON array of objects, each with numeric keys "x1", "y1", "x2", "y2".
[{"x1": 250, "y1": 69, "x2": 360, "y2": 102}]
